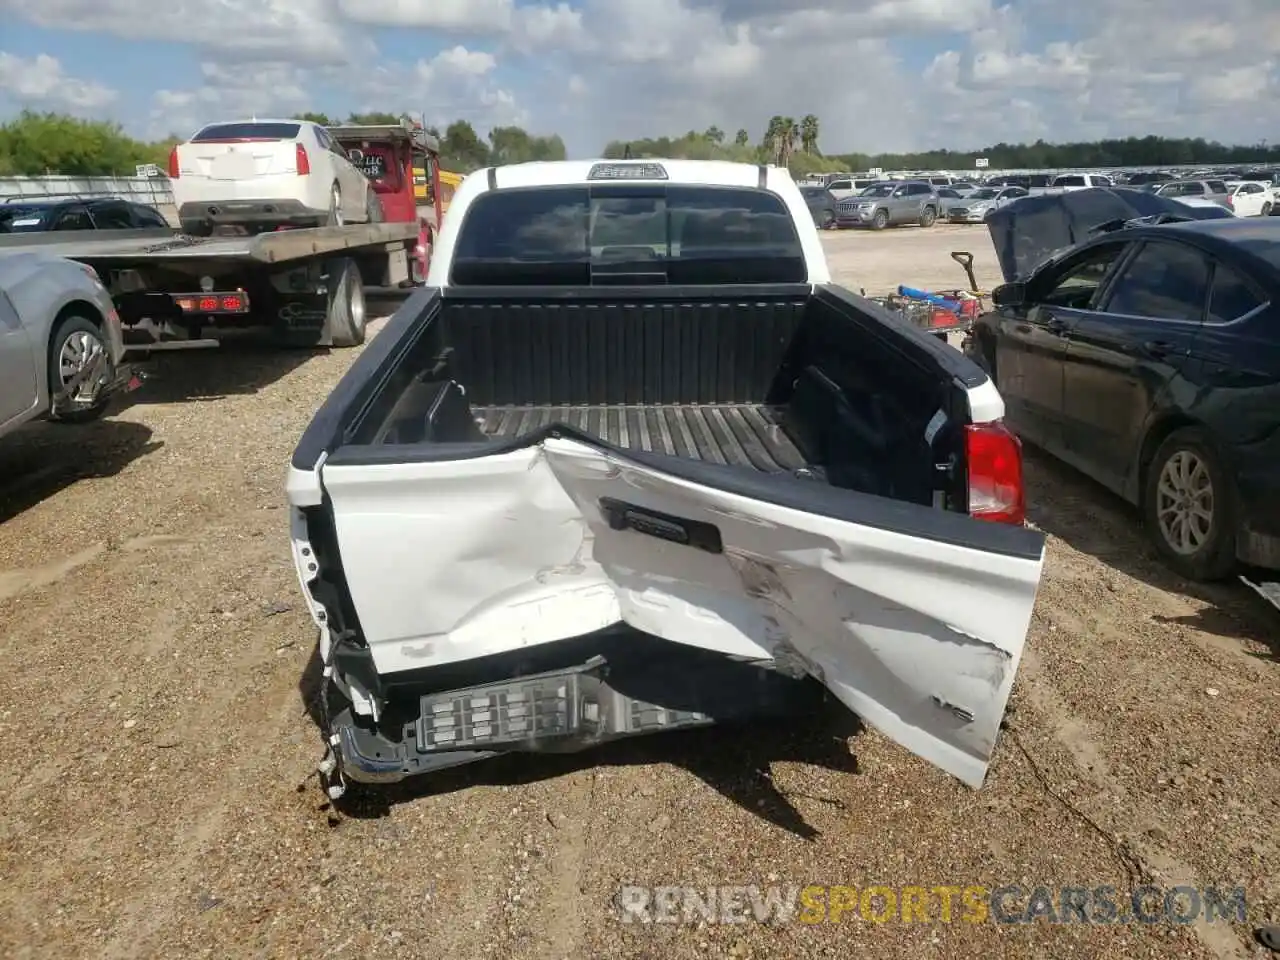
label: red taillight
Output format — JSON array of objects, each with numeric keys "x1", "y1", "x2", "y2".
[
  {"x1": 173, "y1": 290, "x2": 249, "y2": 314},
  {"x1": 965, "y1": 421, "x2": 1026, "y2": 525},
  {"x1": 295, "y1": 143, "x2": 310, "y2": 176},
  {"x1": 168, "y1": 146, "x2": 180, "y2": 178}
]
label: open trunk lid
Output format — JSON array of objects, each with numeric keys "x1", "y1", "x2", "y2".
[
  {"x1": 985, "y1": 186, "x2": 1234, "y2": 282},
  {"x1": 314, "y1": 432, "x2": 1046, "y2": 789}
]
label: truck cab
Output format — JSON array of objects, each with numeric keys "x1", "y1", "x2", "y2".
[{"x1": 328, "y1": 120, "x2": 443, "y2": 283}]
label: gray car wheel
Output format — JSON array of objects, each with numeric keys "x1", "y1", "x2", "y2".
[{"x1": 48, "y1": 315, "x2": 113, "y2": 423}]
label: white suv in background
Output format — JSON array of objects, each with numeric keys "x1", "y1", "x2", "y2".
[{"x1": 168, "y1": 119, "x2": 378, "y2": 235}]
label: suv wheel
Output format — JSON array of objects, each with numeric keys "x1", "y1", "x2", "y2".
[
  {"x1": 872, "y1": 208, "x2": 889, "y2": 230},
  {"x1": 919, "y1": 206, "x2": 937, "y2": 228}
]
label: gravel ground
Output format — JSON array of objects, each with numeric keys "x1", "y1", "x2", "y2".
[{"x1": 0, "y1": 229, "x2": 1276, "y2": 960}]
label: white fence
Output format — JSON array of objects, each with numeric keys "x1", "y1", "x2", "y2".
[{"x1": 0, "y1": 175, "x2": 175, "y2": 207}]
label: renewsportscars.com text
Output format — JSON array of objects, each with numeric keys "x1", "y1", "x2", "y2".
[{"x1": 615, "y1": 884, "x2": 1248, "y2": 925}]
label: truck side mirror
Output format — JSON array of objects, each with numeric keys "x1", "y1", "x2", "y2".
[{"x1": 992, "y1": 282, "x2": 1026, "y2": 308}]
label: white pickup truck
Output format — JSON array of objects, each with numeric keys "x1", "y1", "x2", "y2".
[{"x1": 286, "y1": 159, "x2": 1047, "y2": 799}]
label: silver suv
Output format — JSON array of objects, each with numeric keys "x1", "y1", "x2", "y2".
[{"x1": 833, "y1": 181, "x2": 940, "y2": 230}]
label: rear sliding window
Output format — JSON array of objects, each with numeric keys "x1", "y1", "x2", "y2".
[
  {"x1": 191, "y1": 122, "x2": 301, "y2": 142},
  {"x1": 450, "y1": 185, "x2": 806, "y2": 286}
]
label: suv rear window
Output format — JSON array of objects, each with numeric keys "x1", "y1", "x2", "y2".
[
  {"x1": 0, "y1": 205, "x2": 51, "y2": 232},
  {"x1": 450, "y1": 185, "x2": 806, "y2": 286},
  {"x1": 1054, "y1": 175, "x2": 1087, "y2": 186},
  {"x1": 191, "y1": 122, "x2": 301, "y2": 142}
]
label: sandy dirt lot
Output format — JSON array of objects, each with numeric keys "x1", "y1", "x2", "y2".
[
  {"x1": 1, "y1": 228, "x2": 1277, "y2": 960},
  {"x1": 823, "y1": 222, "x2": 1008, "y2": 296}
]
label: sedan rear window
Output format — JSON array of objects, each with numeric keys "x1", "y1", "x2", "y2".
[
  {"x1": 191, "y1": 122, "x2": 301, "y2": 142},
  {"x1": 450, "y1": 185, "x2": 805, "y2": 286}
]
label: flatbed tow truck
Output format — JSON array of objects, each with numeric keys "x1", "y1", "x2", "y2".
[{"x1": 0, "y1": 221, "x2": 418, "y2": 351}]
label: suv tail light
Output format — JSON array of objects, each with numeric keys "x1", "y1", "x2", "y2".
[
  {"x1": 965, "y1": 421, "x2": 1026, "y2": 525},
  {"x1": 167, "y1": 146, "x2": 180, "y2": 178},
  {"x1": 296, "y1": 143, "x2": 310, "y2": 176}
]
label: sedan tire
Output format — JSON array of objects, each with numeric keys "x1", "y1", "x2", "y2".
[
  {"x1": 1142, "y1": 426, "x2": 1237, "y2": 581},
  {"x1": 48, "y1": 315, "x2": 113, "y2": 424}
]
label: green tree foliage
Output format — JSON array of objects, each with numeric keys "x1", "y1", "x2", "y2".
[
  {"x1": 0, "y1": 111, "x2": 172, "y2": 175},
  {"x1": 487, "y1": 125, "x2": 568, "y2": 166}
]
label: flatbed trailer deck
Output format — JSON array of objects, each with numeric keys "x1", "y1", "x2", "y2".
[{"x1": 0, "y1": 223, "x2": 420, "y2": 351}]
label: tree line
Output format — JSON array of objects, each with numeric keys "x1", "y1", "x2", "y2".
[{"x1": 4, "y1": 109, "x2": 1280, "y2": 178}]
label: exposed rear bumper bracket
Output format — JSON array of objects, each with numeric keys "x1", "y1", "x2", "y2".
[{"x1": 327, "y1": 651, "x2": 811, "y2": 786}]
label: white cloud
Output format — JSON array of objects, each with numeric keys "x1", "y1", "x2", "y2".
[
  {"x1": 6, "y1": 0, "x2": 1280, "y2": 155},
  {"x1": 337, "y1": 0, "x2": 514, "y2": 31},
  {"x1": 0, "y1": 0, "x2": 353, "y2": 63},
  {"x1": 0, "y1": 52, "x2": 116, "y2": 110}
]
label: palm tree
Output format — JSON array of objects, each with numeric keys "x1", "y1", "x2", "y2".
[
  {"x1": 800, "y1": 114, "x2": 820, "y2": 154},
  {"x1": 704, "y1": 126, "x2": 724, "y2": 144},
  {"x1": 763, "y1": 116, "x2": 784, "y2": 164},
  {"x1": 779, "y1": 117, "x2": 798, "y2": 168},
  {"x1": 734, "y1": 128, "x2": 749, "y2": 147}
]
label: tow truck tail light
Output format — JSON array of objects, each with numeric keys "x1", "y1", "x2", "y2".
[
  {"x1": 173, "y1": 291, "x2": 250, "y2": 314},
  {"x1": 167, "y1": 146, "x2": 180, "y2": 178},
  {"x1": 965, "y1": 421, "x2": 1026, "y2": 525},
  {"x1": 296, "y1": 143, "x2": 310, "y2": 176}
]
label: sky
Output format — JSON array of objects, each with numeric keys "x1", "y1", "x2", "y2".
[{"x1": 0, "y1": 0, "x2": 1277, "y2": 158}]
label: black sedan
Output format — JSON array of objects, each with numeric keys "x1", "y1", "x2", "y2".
[
  {"x1": 967, "y1": 205, "x2": 1280, "y2": 582},
  {"x1": 798, "y1": 185, "x2": 837, "y2": 229},
  {"x1": 0, "y1": 197, "x2": 170, "y2": 233}
]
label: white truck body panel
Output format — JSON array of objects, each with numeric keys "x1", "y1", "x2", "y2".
[{"x1": 317, "y1": 436, "x2": 1042, "y2": 788}]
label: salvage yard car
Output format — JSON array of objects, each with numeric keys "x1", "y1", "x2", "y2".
[
  {"x1": 0, "y1": 251, "x2": 133, "y2": 438},
  {"x1": 287, "y1": 158, "x2": 1047, "y2": 799},
  {"x1": 168, "y1": 119, "x2": 381, "y2": 235},
  {"x1": 834, "y1": 180, "x2": 940, "y2": 229},
  {"x1": 966, "y1": 189, "x2": 1279, "y2": 582},
  {"x1": 947, "y1": 186, "x2": 1030, "y2": 223}
]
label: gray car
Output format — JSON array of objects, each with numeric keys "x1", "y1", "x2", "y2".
[
  {"x1": 833, "y1": 181, "x2": 940, "y2": 229},
  {"x1": 0, "y1": 252, "x2": 131, "y2": 439},
  {"x1": 947, "y1": 186, "x2": 1030, "y2": 223}
]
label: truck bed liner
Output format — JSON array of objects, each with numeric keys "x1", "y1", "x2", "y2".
[{"x1": 472, "y1": 402, "x2": 808, "y2": 473}]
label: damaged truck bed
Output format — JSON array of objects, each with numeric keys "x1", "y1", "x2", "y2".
[{"x1": 287, "y1": 159, "x2": 1047, "y2": 799}]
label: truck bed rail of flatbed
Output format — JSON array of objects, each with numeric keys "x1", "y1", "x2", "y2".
[{"x1": 0, "y1": 223, "x2": 418, "y2": 264}]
